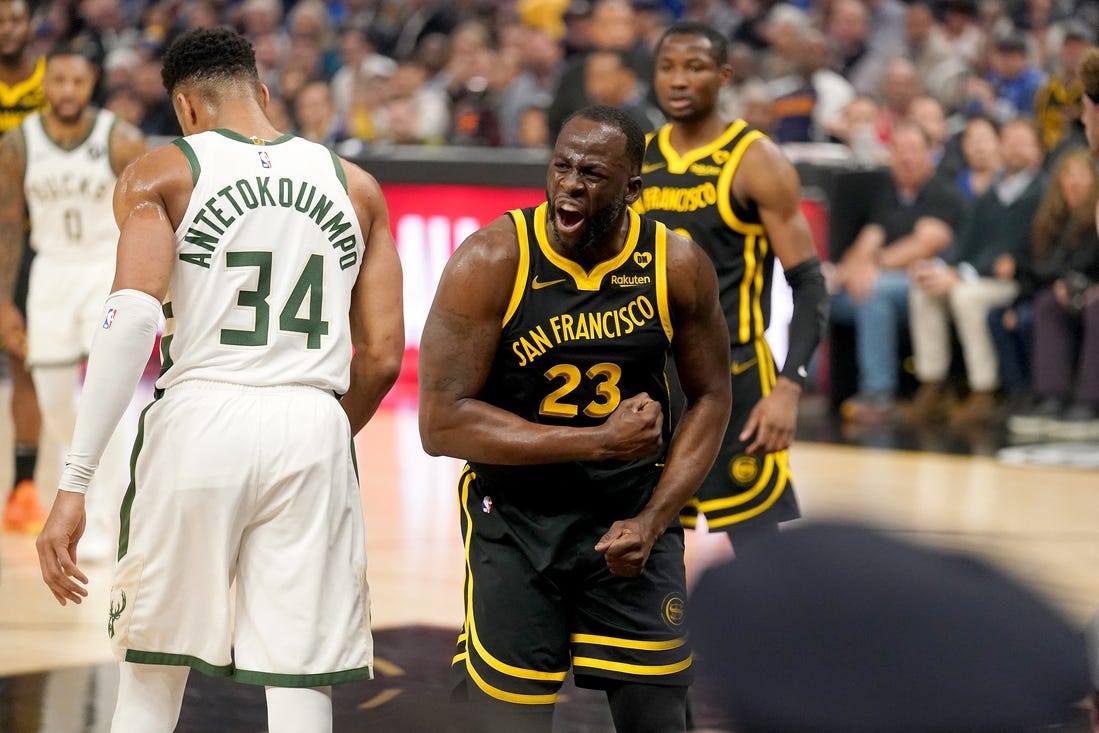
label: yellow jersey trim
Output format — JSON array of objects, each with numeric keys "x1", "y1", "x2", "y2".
[
  {"x1": 656, "y1": 120, "x2": 747, "y2": 175},
  {"x1": 752, "y1": 235, "x2": 768, "y2": 337},
  {"x1": 572, "y1": 654, "x2": 693, "y2": 676},
  {"x1": 504, "y1": 209, "x2": 531, "y2": 326},
  {"x1": 757, "y1": 338, "x2": 778, "y2": 392},
  {"x1": 464, "y1": 652, "x2": 559, "y2": 705},
  {"x1": 716, "y1": 130, "x2": 766, "y2": 236},
  {"x1": 570, "y1": 633, "x2": 686, "y2": 651},
  {"x1": 0, "y1": 57, "x2": 45, "y2": 105},
  {"x1": 654, "y1": 222, "x2": 673, "y2": 342},
  {"x1": 738, "y1": 233, "x2": 757, "y2": 343},
  {"x1": 533, "y1": 203, "x2": 642, "y2": 292}
]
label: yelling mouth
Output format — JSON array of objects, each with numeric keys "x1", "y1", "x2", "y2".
[{"x1": 555, "y1": 203, "x2": 586, "y2": 235}]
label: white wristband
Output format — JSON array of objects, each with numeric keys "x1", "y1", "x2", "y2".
[{"x1": 59, "y1": 289, "x2": 162, "y2": 494}]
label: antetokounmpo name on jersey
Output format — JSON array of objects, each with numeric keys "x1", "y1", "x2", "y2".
[
  {"x1": 179, "y1": 176, "x2": 358, "y2": 270},
  {"x1": 640, "y1": 183, "x2": 717, "y2": 213},
  {"x1": 511, "y1": 294, "x2": 658, "y2": 367}
]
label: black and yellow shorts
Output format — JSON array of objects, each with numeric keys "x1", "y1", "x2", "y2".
[
  {"x1": 680, "y1": 339, "x2": 800, "y2": 533},
  {"x1": 451, "y1": 469, "x2": 693, "y2": 708}
]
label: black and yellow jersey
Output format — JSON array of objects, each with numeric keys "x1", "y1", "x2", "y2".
[
  {"x1": 634, "y1": 119, "x2": 771, "y2": 345},
  {"x1": 469, "y1": 202, "x2": 674, "y2": 514},
  {"x1": 1035, "y1": 75, "x2": 1083, "y2": 150},
  {"x1": 0, "y1": 57, "x2": 45, "y2": 133}
]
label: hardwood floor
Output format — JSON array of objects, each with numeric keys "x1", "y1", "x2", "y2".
[{"x1": 1, "y1": 401, "x2": 1097, "y2": 730}]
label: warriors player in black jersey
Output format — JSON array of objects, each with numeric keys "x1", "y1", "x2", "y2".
[
  {"x1": 636, "y1": 22, "x2": 828, "y2": 559},
  {"x1": 419, "y1": 105, "x2": 731, "y2": 732}
]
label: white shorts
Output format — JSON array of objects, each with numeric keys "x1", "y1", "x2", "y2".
[
  {"x1": 26, "y1": 255, "x2": 114, "y2": 367},
  {"x1": 108, "y1": 380, "x2": 373, "y2": 686}
]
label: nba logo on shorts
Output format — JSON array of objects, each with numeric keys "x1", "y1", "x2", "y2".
[
  {"x1": 102, "y1": 307, "x2": 117, "y2": 329},
  {"x1": 482, "y1": 496, "x2": 493, "y2": 514},
  {"x1": 259, "y1": 151, "x2": 272, "y2": 169}
]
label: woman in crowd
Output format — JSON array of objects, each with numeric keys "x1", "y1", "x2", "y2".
[{"x1": 997, "y1": 148, "x2": 1099, "y2": 437}]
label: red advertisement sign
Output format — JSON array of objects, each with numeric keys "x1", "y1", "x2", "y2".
[{"x1": 382, "y1": 183, "x2": 543, "y2": 403}]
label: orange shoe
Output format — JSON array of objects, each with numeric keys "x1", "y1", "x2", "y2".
[{"x1": 2, "y1": 480, "x2": 47, "y2": 534}]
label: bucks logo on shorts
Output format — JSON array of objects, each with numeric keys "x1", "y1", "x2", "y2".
[{"x1": 108, "y1": 588, "x2": 127, "y2": 638}]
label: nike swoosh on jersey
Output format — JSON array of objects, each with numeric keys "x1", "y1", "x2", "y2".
[
  {"x1": 730, "y1": 358, "x2": 758, "y2": 375},
  {"x1": 532, "y1": 276, "x2": 567, "y2": 290},
  {"x1": 641, "y1": 162, "x2": 666, "y2": 174}
]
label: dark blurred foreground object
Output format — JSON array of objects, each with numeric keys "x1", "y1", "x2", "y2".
[
  {"x1": 1086, "y1": 609, "x2": 1099, "y2": 731},
  {"x1": 691, "y1": 521, "x2": 1090, "y2": 733}
]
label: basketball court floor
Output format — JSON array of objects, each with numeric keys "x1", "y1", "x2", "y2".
[{"x1": 1, "y1": 387, "x2": 1097, "y2": 731}]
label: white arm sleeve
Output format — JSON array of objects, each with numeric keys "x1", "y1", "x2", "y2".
[{"x1": 58, "y1": 289, "x2": 162, "y2": 495}]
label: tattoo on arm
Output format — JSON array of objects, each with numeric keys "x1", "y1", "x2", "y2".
[
  {"x1": 420, "y1": 307, "x2": 490, "y2": 396},
  {"x1": 0, "y1": 130, "x2": 26, "y2": 303}
]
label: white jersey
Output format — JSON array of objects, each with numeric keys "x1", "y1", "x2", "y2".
[
  {"x1": 22, "y1": 108, "x2": 119, "y2": 261},
  {"x1": 159, "y1": 130, "x2": 365, "y2": 394}
]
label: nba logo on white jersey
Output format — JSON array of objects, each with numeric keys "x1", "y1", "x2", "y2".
[
  {"x1": 258, "y1": 151, "x2": 271, "y2": 168},
  {"x1": 102, "y1": 307, "x2": 117, "y2": 329}
]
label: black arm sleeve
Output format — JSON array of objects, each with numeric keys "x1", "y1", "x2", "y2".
[{"x1": 780, "y1": 256, "x2": 829, "y2": 389}]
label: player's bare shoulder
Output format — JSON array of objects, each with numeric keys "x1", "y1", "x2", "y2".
[
  {"x1": 735, "y1": 134, "x2": 801, "y2": 205},
  {"x1": 664, "y1": 225, "x2": 709, "y2": 275},
  {"x1": 108, "y1": 116, "x2": 147, "y2": 175},
  {"x1": 334, "y1": 156, "x2": 386, "y2": 217},
  {"x1": 113, "y1": 143, "x2": 194, "y2": 227},
  {"x1": 116, "y1": 143, "x2": 191, "y2": 193},
  {"x1": 429, "y1": 213, "x2": 522, "y2": 323},
  {"x1": 450, "y1": 213, "x2": 522, "y2": 282},
  {"x1": 740, "y1": 132, "x2": 790, "y2": 168}
]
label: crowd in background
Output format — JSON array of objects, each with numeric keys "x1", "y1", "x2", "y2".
[
  {"x1": 37, "y1": 0, "x2": 1096, "y2": 150},
  {"x1": 28, "y1": 0, "x2": 1099, "y2": 437}
]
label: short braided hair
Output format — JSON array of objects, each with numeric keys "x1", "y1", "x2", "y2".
[
  {"x1": 561, "y1": 105, "x2": 646, "y2": 176},
  {"x1": 161, "y1": 27, "x2": 259, "y2": 95},
  {"x1": 655, "y1": 21, "x2": 729, "y2": 67}
]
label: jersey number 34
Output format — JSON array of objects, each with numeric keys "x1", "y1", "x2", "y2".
[{"x1": 220, "y1": 251, "x2": 330, "y2": 349}]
